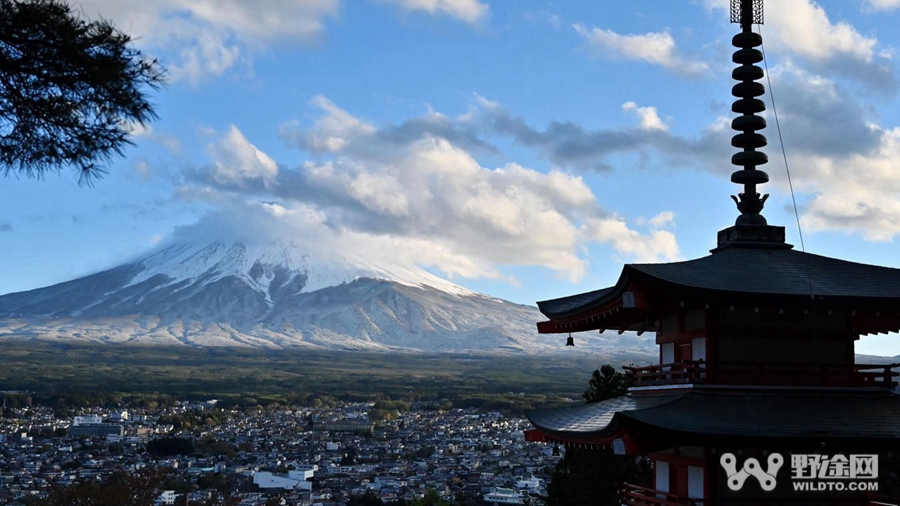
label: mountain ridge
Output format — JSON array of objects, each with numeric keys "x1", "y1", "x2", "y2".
[{"x1": 0, "y1": 239, "x2": 656, "y2": 355}]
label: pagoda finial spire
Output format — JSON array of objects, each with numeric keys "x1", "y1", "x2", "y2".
[
  {"x1": 729, "y1": 0, "x2": 769, "y2": 226},
  {"x1": 713, "y1": 0, "x2": 790, "y2": 250},
  {"x1": 732, "y1": 0, "x2": 763, "y2": 31}
]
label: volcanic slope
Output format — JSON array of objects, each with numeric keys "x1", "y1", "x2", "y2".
[{"x1": 0, "y1": 239, "x2": 653, "y2": 355}]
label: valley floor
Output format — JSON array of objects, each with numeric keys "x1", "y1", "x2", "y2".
[{"x1": 0, "y1": 342, "x2": 654, "y2": 411}]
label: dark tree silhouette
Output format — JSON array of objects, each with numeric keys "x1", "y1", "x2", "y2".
[
  {"x1": 196, "y1": 491, "x2": 241, "y2": 506},
  {"x1": 546, "y1": 364, "x2": 649, "y2": 506},
  {"x1": 409, "y1": 489, "x2": 452, "y2": 506},
  {"x1": 24, "y1": 468, "x2": 169, "y2": 506},
  {"x1": 546, "y1": 445, "x2": 649, "y2": 506},
  {"x1": 583, "y1": 364, "x2": 630, "y2": 403},
  {"x1": 348, "y1": 491, "x2": 385, "y2": 506},
  {"x1": 878, "y1": 452, "x2": 900, "y2": 496},
  {"x1": 0, "y1": 0, "x2": 164, "y2": 184},
  {"x1": 147, "y1": 436, "x2": 195, "y2": 456}
]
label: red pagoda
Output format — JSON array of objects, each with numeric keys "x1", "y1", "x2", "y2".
[{"x1": 525, "y1": 1, "x2": 900, "y2": 504}]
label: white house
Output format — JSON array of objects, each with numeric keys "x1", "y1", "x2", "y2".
[
  {"x1": 155, "y1": 490, "x2": 176, "y2": 506},
  {"x1": 253, "y1": 469, "x2": 314, "y2": 491},
  {"x1": 73, "y1": 415, "x2": 102, "y2": 426}
]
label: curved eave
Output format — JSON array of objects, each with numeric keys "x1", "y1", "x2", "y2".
[
  {"x1": 528, "y1": 390, "x2": 900, "y2": 451},
  {"x1": 536, "y1": 271, "x2": 632, "y2": 320},
  {"x1": 526, "y1": 393, "x2": 682, "y2": 444},
  {"x1": 535, "y1": 249, "x2": 900, "y2": 335},
  {"x1": 536, "y1": 307, "x2": 650, "y2": 334}
]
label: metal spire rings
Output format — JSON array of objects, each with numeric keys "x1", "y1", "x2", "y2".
[{"x1": 729, "y1": 0, "x2": 769, "y2": 226}]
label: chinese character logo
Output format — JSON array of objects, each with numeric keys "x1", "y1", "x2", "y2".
[
  {"x1": 791, "y1": 454, "x2": 878, "y2": 480},
  {"x1": 721, "y1": 453, "x2": 783, "y2": 491}
]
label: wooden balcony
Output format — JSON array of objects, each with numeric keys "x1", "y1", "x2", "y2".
[
  {"x1": 855, "y1": 363, "x2": 900, "y2": 387},
  {"x1": 625, "y1": 361, "x2": 900, "y2": 389},
  {"x1": 620, "y1": 483, "x2": 699, "y2": 506},
  {"x1": 624, "y1": 361, "x2": 707, "y2": 388}
]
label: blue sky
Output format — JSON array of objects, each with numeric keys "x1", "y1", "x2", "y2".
[{"x1": 2, "y1": 0, "x2": 900, "y2": 354}]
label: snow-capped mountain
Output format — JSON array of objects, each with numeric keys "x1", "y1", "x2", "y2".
[
  {"x1": 0, "y1": 240, "x2": 655, "y2": 355},
  {"x1": 127, "y1": 239, "x2": 475, "y2": 300}
]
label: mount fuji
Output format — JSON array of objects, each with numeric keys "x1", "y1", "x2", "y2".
[{"x1": 0, "y1": 239, "x2": 654, "y2": 355}]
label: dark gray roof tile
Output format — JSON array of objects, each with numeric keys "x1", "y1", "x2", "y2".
[
  {"x1": 527, "y1": 390, "x2": 900, "y2": 444},
  {"x1": 536, "y1": 287, "x2": 613, "y2": 316},
  {"x1": 526, "y1": 393, "x2": 680, "y2": 441},
  {"x1": 538, "y1": 247, "x2": 900, "y2": 318},
  {"x1": 630, "y1": 248, "x2": 900, "y2": 299}
]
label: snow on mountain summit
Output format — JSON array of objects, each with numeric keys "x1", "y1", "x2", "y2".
[{"x1": 128, "y1": 239, "x2": 476, "y2": 298}]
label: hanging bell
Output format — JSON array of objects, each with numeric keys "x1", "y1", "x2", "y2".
[
  {"x1": 553, "y1": 444, "x2": 560, "y2": 456},
  {"x1": 565, "y1": 334, "x2": 574, "y2": 347}
]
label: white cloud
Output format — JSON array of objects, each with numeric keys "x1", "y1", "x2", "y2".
[
  {"x1": 292, "y1": 96, "x2": 378, "y2": 153},
  {"x1": 462, "y1": 57, "x2": 900, "y2": 242},
  {"x1": 75, "y1": 0, "x2": 340, "y2": 43},
  {"x1": 381, "y1": 0, "x2": 490, "y2": 25},
  {"x1": 124, "y1": 121, "x2": 152, "y2": 138},
  {"x1": 169, "y1": 28, "x2": 241, "y2": 84},
  {"x1": 123, "y1": 120, "x2": 182, "y2": 153},
  {"x1": 585, "y1": 217, "x2": 681, "y2": 263},
  {"x1": 704, "y1": 0, "x2": 894, "y2": 92},
  {"x1": 347, "y1": 172, "x2": 411, "y2": 216},
  {"x1": 208, "y1": 125, "x2": 279, "y2": 189},
  {"x1": 133, "y1": 160, "x2": 153, "y2": 182},
  {"x1": 175, "y1": 200, "x2": 507, "y2": 282},
  {"x1": 605, "y1": 63, "x2": 900, "y2": 242},
  {"x1": 864, "y1": 0, "x2": 900, "y2": 11},
  {"x1": 797, "y1": 127, "x2": 900, "y2": 241},
  {"x1": 540, "y1": 12, "x2": 562, "y2": 29},
  {"x1": 764, "y1": 0, "x2": 875, "y2": 62},
  {"x1": 342, "y1": 230, "x2": 504, "y2": 281},
  {"x1": 177, "y1": 0, "x2": 339, "y2": 41},
  {"x1": 186, "y1": 97, "x2": 682, "y2": 284},
  {"x1": 73, "y1": 0, "x2": 340, "y2": 83},
  {"x1": 700, "y1": 0, "x2": 728, "y2": 9},
  {"x1": 717, "y1": 65, "x2": 900, "y2": 241},
  {"x1": 622, "y1": 102, "x2": 669, "y2": 131},
  {"x1": 297, "y1": 134, "x2": 591, "y2": 280},
  {"x1": 649, "y1": 211, "x2": 676, "y2": 228},
  {"x1": 573, "y1": 24, "x2": 709, "y2": 76}
]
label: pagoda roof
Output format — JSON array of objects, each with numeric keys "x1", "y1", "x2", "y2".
[
  {"x1": 538, "y1": 247, "x2": 900, "y2": 320},
  {"x1": 527, "y1": 390, "x2": 900, "y2": 450}
]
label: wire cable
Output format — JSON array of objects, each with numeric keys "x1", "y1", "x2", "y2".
[
  {"x1": 758, "y1": 25, "x2": 822, "y2": 391},
  {"x1": 758, "y1": 27, "x2": 805, "y2": 254}
]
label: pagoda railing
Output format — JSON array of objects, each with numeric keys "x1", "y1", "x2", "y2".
[
  {"x1": 854, "y1": 363, "x2": 900, "y2": 388},
  {"x1": 626, "y1": 361, "x2": 900, "y2": 389},
  {"x1": 625, "y1": 361, "x2": 707, "y2": 388},
  {"x1": 620, "y1": 483, "x2": 700, "y2": 506},
  {"x1": 712, "y1": 363, "x2": 900, "y2": 388}
]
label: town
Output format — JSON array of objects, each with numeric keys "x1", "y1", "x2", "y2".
[{"x1": 0, "y1": 397, "x2": 558, "y2": 505}]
